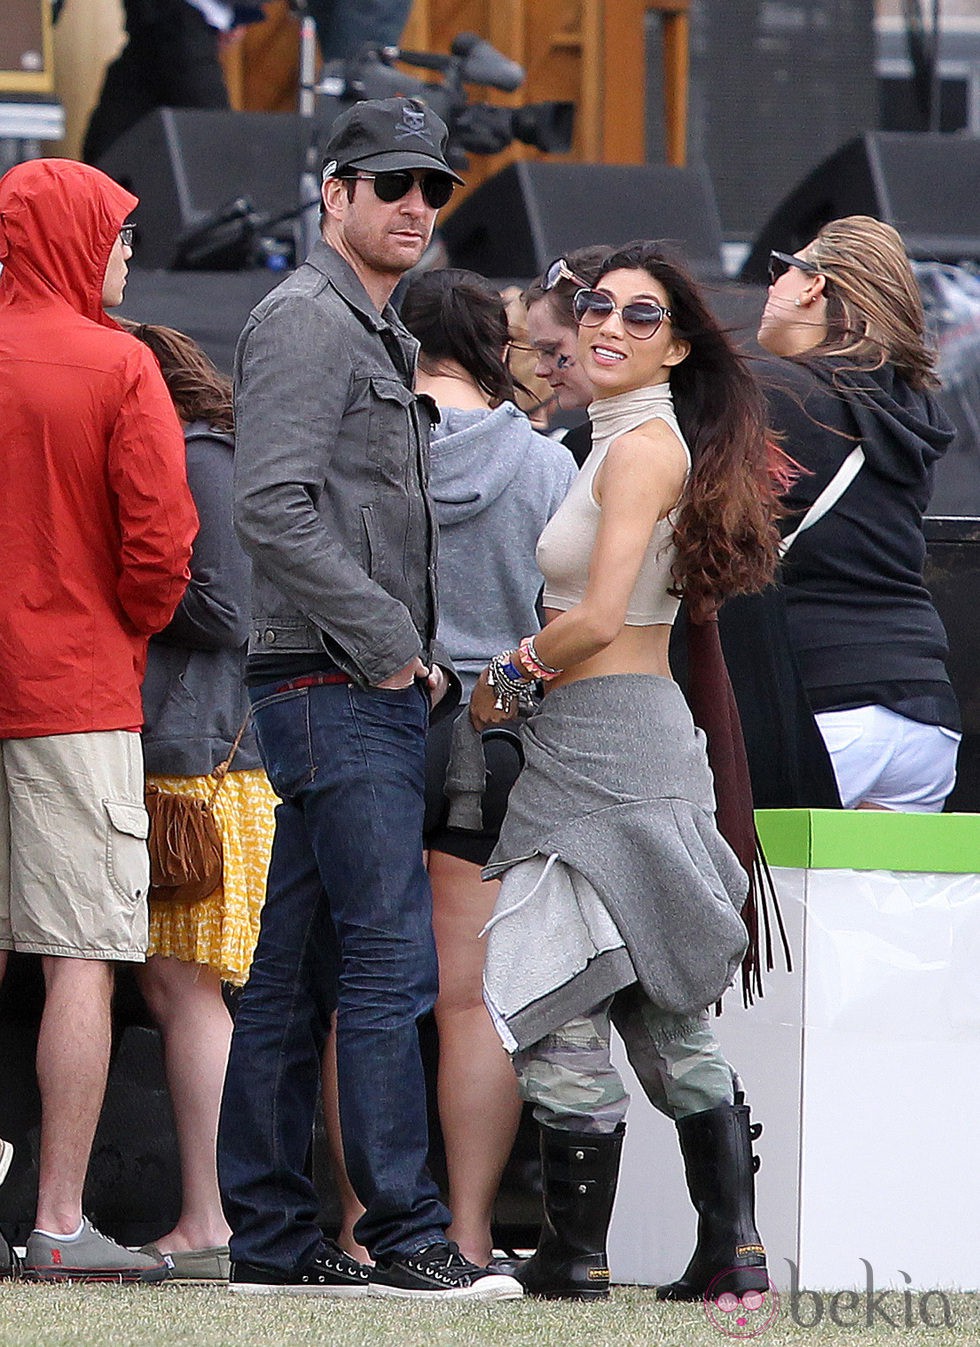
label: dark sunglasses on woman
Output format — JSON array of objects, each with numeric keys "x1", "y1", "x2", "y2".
[
  {"x1": 767, "y1": 250, "x2": 820, "y2": 285},
  {"x1": 339, "y1": 169, "x2": 456, "y2": 210},
  {"x1": 572, "y1": 288, "x2": 671, "y2": 339}
]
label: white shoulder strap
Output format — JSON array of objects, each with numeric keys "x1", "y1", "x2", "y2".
[{"x1": 779, "y1": 445, "x2": 865, "y2": 557}]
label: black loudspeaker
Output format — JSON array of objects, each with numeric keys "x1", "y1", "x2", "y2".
[
  {"x1": 0, "y1": 961, "x2": 181, "y2": 1247},
  {"x1": 117, "y1": 269, "x2": 285, "y2": 374},
  {"x1": 683, "y1": 0, "x2": 875, "y2": 241},
  {"x1": 441, "y1": 161, "x2": 724, "y2": 280},
  {"x1": 923, "y1": 517, "x2": 980, "y2": 812},
  {"x1": 742, "y1": 132, "x2": 980, "y2": 283},
  {"x1": 97, "y1": 108, "x2": 311, "y2": 269}
]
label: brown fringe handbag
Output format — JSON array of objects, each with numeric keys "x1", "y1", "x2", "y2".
[
  {"x1": 145, "y1": 714, "x2": 250, "y2": 904},
  {"x1": 685, "y1": 610, "x2": 792, "y2": 1005}
]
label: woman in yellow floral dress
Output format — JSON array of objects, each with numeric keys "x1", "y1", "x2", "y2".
[{"x1": 127, "y1": 322, "x2": 277, "y2": 1281}]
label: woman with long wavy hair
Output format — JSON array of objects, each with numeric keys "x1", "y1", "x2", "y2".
[{"x1": 469, "y1": 241, "x2": 783, "y2": 1304}]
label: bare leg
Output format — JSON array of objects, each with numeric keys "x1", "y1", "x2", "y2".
[
  {"x1": 136, "y1": 955, "x2": 232, "y2": 1251},
  {"x1": 35, "y1": 956, "x2": 113, "y2": 1234},
  {"x1": 320, "y1": 1015, "x2": 371, "y2": 1264},
  {"x1": 429, "y1": 850, "x2": 522, "y2": 1266}
]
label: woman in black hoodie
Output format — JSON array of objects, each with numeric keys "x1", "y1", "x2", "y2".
[{"x1": 758, "y1": 215, "x2": 961, "y2": 810}]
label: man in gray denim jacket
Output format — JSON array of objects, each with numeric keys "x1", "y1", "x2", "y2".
[{"x1": 218, "y1": 97, "x2": 522, "y2": 1303}]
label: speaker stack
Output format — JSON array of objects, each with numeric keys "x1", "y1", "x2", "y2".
[
  {"x1": 441, "y1": 160, "x2": 726, "y2": 281},
  {"x1": 96, "y1": 108, "x2": 312, "y2": 270},
  {"x1": 741, "y1": 132, "x2": 980, "y2": 283}
]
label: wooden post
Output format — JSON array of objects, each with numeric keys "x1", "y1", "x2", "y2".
[
  {"x1": 233, "y1": 0, "x2": 690, "y2": 167},
  {"x1": 599, "y1": 0, "x2": 688, "y2": 166},
  {"x1": 656, "y1": 1, "x2": 689, "y2": 166}
]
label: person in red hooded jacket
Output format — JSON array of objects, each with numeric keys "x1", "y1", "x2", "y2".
[{"x1": 0, "y1": 158, "x2": 197, "y2": 1283}]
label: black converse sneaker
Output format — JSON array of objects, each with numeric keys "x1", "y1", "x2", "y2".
[
  {"x1": 229, "y1": 1239, "x2": 371, "y2": 1296},
  {"x1": 371, "y1": 1242, "x2": 523, "y2": 1300}
]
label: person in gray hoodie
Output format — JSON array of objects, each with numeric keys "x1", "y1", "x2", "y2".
[
  {"x1": 326, "y1": 268, "x2": 575, "y2": 1267},
  {"x1": 411, "y1": 269, "x2": 576, "y2": 1267}
]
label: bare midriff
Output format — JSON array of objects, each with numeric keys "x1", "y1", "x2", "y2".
[{"x1": 542, "y1": 610, "x2": 674, "y2": 691}]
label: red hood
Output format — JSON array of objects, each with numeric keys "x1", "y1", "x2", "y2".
[{"x1": 0, "y1": 158, "x2": 137, "y2": 328}]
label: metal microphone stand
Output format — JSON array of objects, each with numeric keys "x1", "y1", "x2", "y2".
[{"x1": 290, "y1": 0, "x2": 327, "y2": 261}]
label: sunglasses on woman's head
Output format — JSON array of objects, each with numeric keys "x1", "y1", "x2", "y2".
[
  {"x1": 767, "y1": 250, "x2": 820, "y2": 285},
  {"x1": 339, "y1": 169, "x2": 456, "y2": 210},
  {"x1": 542, "y1": 256, "x2": 590, "y2": 292},
  {"x1": 572, "y1": 288, "x2": 671, "y2": 339}
]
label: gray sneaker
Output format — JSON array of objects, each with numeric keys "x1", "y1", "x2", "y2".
[{"x1": 24, "y1": 1218, "x2": 169, "y2": 1283}]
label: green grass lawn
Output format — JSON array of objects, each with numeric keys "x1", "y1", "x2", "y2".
[{"x1": 0, "y1": 1284, "x2": 975, "y2": 1347}]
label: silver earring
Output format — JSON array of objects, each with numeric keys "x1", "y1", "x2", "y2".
[{"x1": 794, "y1": 298, "x2": 802, "y2": 307}]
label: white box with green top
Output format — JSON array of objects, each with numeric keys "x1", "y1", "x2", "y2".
[{"x1": 607, "y1": 809, "x2": 980, "y2": 1291}]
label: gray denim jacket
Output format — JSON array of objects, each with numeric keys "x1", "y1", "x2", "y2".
[{"x1": 233, "y1": 240, "x2": 446, "y2": 687}]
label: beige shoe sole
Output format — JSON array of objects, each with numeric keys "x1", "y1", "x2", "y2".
[{"x1": 140, "y1": 1243, "x2": 231, "y2": 1282}]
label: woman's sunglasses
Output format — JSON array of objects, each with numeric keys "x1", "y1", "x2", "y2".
[
  {"x1": 542, "y1": 256, "x2": 590, "y2": 292},
  {"x1": 572, "y1": 288, "x2": 671, "y2": 339},
  {"x1": 767, "y1": 250, "x2": 820, "y2": 285},
  {"x1": 339, "y1": 170, "x2": 455, "y2": 210}
]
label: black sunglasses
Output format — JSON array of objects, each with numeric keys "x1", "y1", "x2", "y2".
[
  {"x1": 119, "y1": 223, "x2": 135, "y2": 248},
  {"x1": 340, "y1": 170, "x2": 455, "y2": 210},
  {"x1": 572, "y1": 288, "x2": 671, "y2": 339},
  {"x1": 542, "y1": 256, "x2": 590, "y2": 292},
  {"x1": 768, "y1": 250, "x2": 820, "y2": 285}
]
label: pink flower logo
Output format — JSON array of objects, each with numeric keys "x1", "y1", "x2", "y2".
[{"x1": 702, "y1": 1271, "x2": 781, "y2": 1338}]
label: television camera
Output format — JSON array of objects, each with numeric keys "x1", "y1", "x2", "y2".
[
  {"x1": 172, "y1": 32, "x2": 574, "y2": 270},
  {"x1": 315, "y1": 32, "x2": 574, "y2": 166}
]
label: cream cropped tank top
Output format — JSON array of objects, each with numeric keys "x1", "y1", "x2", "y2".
[{"x1": 536, "y1": 382, "x2": 690, "y2": 626}]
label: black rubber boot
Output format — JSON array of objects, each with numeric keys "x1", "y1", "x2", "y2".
[
  {"x1": 656, "y1": 1097, "x2": 768, "y2": 1302},
  {"x1": 516, "y1": 1122, "x2": 624, "y2": 1301}
]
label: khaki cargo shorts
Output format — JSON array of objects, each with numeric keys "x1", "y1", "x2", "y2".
[{"x1": 0, "y1": 730, "x2": 150, "y2": 960}]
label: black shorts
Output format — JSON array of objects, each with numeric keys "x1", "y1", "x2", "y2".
[{"x1": 423, "y1": 706, "x2": 523, "y2": 866}]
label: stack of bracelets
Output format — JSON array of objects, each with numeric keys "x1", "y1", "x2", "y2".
[
  {"x1": 519, "y1": 635, "x2": 562, "y2": 681},
  {"x1": 486, "y1": 636, "x2": 563, "y2": 713}
]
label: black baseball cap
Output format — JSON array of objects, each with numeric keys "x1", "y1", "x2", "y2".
[{"x1": 321, "y1": 97, "x2": 464, "y2": 185}]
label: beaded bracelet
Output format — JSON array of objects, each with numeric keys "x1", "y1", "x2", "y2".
[
  {"x1": 519, "y1": 635, "x2": 563, "y2": 680},
  {"x1": 487, "y1": 652, "x2": 536, "y2": 712}
]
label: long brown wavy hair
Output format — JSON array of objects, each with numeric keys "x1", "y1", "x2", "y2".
[
  {"x1": 122, "y1": 320, "x2": 234, "y2": 433},
  {"x1": 800, "y1": 215, "x2": 939, "y2": 390},
  {"x1": 594, "y1": 242, "x2": 785, "y2": 622}
]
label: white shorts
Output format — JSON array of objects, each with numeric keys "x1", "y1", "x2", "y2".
[
  {"x1": 815, "y1": 705, "x2": 961, "y2": 812},
  {"x1": 0, "y1": 730, "x2": 150, "y2": 960}
]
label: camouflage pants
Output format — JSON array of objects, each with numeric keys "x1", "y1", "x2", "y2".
[{"x1": 513, "y1": 986, "x2": 736, "y2": 1135}]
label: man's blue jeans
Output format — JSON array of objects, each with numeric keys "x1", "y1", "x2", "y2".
[{"x1": 218, "y1": 678, "x2": 450, "y2": 1270}]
